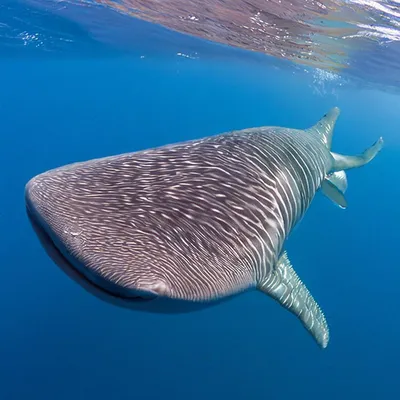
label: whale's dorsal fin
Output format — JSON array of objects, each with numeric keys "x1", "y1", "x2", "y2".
[
  {"x1": 305, "y1": 107, "x2": 340, "y2": 150},
  {"x1": 257, "y1": 251, "x2": 329, "y2": 349}
]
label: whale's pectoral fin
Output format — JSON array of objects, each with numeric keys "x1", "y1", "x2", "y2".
[
  {"x1": 321, "y1": 170, "x2": 348, "y2": 209},
  {"x1": 257, "y1": 251, "x2": 329, "y2": 348}
]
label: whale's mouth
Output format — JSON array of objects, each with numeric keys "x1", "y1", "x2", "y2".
[{"x1": 25, "y1": 201, "x2": 155, "y2": 304}]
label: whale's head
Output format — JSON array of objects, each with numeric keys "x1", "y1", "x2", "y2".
[{"x1": 24, "y1": 161, "x2": 180, "y2": 311}]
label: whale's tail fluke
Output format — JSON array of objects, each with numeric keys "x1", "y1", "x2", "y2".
[
  {"x1": 307, "y1": 107, "x2": 384, "y2": 209},
  {"x1": 260, "y1": 109, "x2": 384, "y2": 347},
  {"x1": 305, "y1": 106, "x2": 340, "y2": 150},
  {"x1": 322, "y1": 136, "x2": 384, "y2": 209},
  {"x1": 331, "y1": 137, "x2": 384, "y2": 172}
]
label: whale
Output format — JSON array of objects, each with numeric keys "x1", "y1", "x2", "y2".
[{"x1": 25, "y1": 107, "x2": 383, "y2": 348}]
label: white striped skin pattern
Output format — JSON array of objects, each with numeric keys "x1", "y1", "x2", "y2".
[{"x1": 25, "y1": 127, "x2": 332, "y2": 304}]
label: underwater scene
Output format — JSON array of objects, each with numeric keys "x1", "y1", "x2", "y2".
[{"x1": 1, "y1": 1, "x2": 399, "y2": 399}]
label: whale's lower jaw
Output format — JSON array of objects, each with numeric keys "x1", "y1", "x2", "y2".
[
  {"x1": 25, "y1": 199, "x2": 232, "y2": 314},
  {"x1": 25, "y1": 201, "x2": 156, "y2": 303}
]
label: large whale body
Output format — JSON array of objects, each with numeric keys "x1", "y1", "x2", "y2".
[{"x1": 25, "y1": 107, "x2": 383, "y2": 348}]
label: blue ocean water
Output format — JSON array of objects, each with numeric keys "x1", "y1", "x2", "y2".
[{"x1": 1, "y1": 1, "x2": 400, "y2": 400}]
